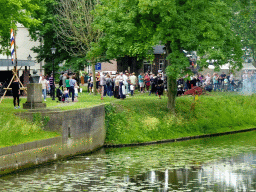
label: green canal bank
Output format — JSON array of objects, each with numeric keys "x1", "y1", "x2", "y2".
[{"x1": 1, "y1": 92, "x2": 256, "y2": 175}]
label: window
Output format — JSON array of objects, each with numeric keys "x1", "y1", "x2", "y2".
[
  {"x1": 143, "y1": 60, "x2": 151, "y2": 73},
  {"x1": 159, "y1": 59, "x2": 165, "y2": 70},
  {"x1": 87, "y1": 65, "x2": 91, "y2": 73}
]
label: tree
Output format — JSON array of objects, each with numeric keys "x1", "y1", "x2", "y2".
[
  {"x1": 94, "y1": 0, "x2": 243, "y2": 113},
  {"x1": 54, "y1": 0, "x2": 103, "y2": 95},
  {"x1": 29, "y1": 0, "x2": 73, "y2": 76},
  {"x1": 230, "y1": 0, "x2": 256, "y2": 66},
  {"x1": 0, "y1": 0, "x2": 40, "y2": 54}
]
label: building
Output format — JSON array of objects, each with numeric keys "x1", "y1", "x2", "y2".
[
  {"x1": 117, "y1": 45, "x2": 167, "y2": 75},
  {"x1": 85, "y1": 60, "x2": 117, "y2": 74},
  {"x1": 0, "y1": 23, "x2": 43, "y2": 84}
]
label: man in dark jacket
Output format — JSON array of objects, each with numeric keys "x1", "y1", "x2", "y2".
[{"x1": 11, "y1": 78, "x2": 20, "y2": 109}]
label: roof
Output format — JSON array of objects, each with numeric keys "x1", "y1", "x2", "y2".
[
  {"x1": 153, "y1": 45, "x2": 165, "y2": 54},
  {"x1": 0, "y1": 59, "x2": 35, "y2": 66},
  {"x1": 242, "y1": 63, "x2": 256, "y2": 70}
]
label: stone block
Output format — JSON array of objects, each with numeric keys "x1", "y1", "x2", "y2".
[
  {"x1": 36, "y1": 139, "x2": 51, "y2": 148},
  {"x1": 23, "y1": 102, "x2": 46, "y2": 109},
  {"x1": 24, "y1": 141, "x2": 37, "y2": 151},
  {"x1": 27, "y1": 83, "x2": 43, "y2": 103},
  {"x1": 1, "y1": 146, "x2": 13, "y2": 156},
  {"x1": 11, "y1": 144, "x2": 24, "y2": 154}
]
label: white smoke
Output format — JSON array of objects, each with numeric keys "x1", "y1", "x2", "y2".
[{"x1": 240, "y1": 71, "x2": 256, "y2": 95}]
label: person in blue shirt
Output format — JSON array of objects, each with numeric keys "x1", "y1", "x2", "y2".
[
  {"x1": 69, "y1": 75, "x2": 77, "y2": 102},
  {"x1": 138, "y1": 73, "x2": 144, "y2": 93}
]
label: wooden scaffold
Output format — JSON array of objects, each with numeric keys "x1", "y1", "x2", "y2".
[{"x1": 0, "y1": 29, "x2": 27, "y2": 104}]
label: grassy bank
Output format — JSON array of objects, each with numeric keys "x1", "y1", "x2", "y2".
[
  {"x1": 105, "y1": 92, "x2": 256, "y2": 144},
  {"x1": 2, "y1": 87, "x2": 256, "y2": 147},
  {"x1": 0, "y1": 99, "x2": 60, "y2": 148},
  {"x1": 0, "y1": 84, "x2": 113, "y2": 148}
]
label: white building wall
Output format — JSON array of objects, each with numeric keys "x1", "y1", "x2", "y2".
[{"x1": 0, "y1": 23, "x2": 44, "y2": 75}]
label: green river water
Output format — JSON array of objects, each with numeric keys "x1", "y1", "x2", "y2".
[{"x1": 1, "y1": 131, "x2": 256, "y2": 191}]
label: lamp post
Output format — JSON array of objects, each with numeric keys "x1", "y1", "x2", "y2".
[
  {"x1": 27, "y1": 54, "x2": 32, "y2": 72},
  {"x1": 51, "y1": 47, "x2": 56, "y2": 100}
]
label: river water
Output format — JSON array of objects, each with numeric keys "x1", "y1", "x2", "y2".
[{"x1": 1, "y1": 131, "x2": 256, "y2": 191}]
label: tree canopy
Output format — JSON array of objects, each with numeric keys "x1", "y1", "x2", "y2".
[
  {"x1": 230, "y1": 0, "x2": 256, "y2": 66},
  {"x1": 53, "y1": 0, "x2": 103, "y2": 94},
  {"x1": 0, "y1": 0, "x2": 40, "y2": 55},
  {"x1": 94, "y1": 0, "x2": 244, "y2": 112}
]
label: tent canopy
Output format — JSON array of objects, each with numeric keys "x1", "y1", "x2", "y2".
[{"x1": 0, "y1": 59, "x2": 35, "y2": 66}]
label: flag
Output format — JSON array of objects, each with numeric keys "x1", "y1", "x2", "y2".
[{"x1": 10, "y1": 29, "x2": 15, "y2": 65}]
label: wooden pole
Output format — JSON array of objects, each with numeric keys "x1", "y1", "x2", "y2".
[
  {"x1": 14, "y1": 29, "x2": 17, "y2": 73},
  {"x1": 0, "y1": 28, "x2": 27, "y2": 104},
  {"x1": 0, "y1": 73, "x2": 15, "y2": 103}
]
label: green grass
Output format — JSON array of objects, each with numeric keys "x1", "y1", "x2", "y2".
[
  {"x1": 0, "y1": 84, "x2": 114, "y2": 148},
  {"x1": 0, "y1": 99, "x2": 60, "y2": 148},
  {"x1": 105, "y1": 92, "x2": 256, "y2": 144},
  {"x1": 2, "y1": 86, "x2": 256, "y2": 147}
]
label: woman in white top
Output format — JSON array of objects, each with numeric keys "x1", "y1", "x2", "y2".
[
  {"x1": 205, "y1": 73, "x2": 211, "y2": 85},
  {"x1": 41, "y1": 76, "x2": 48, "y2": 101}
]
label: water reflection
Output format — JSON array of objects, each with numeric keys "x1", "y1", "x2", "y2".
[{"x1": 1, "y1": 132, "x2": 256, "y2": 191}]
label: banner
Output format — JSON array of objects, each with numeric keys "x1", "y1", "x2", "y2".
[{"x1": 10, "y1": 29, "x2": 15, "y2": 65}]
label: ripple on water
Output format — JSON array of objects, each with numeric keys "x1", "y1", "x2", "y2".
[{"x1": 1, "y1": 131, "x2": 256, "y2": 191}]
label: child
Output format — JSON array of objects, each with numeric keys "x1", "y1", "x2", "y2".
[
  {"x1": 130, "y1": 84, "x2": 134, "y2": 96},
  {"x1": 63, "y1": 88, "x2": 69, "y2": 103},
  {"x1": 224, "y1": 77, "x2": 228, "y2": 92},
  {"x1": 75, "y1": 85, "x2": 79, "y2": 97}
]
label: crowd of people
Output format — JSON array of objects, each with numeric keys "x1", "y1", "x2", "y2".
[
  {"x1": 177, "y1": 72, "x2": 240, "y2": 95},
  {"x1": 40, "y1": 73, "x2": 79, "y2": 102},
  {"x1": 8, "y1": 68, "x2": 256, "y2": 109},
  {"x1": 87, "y1": 71, "x2": 167, "y2": 99}
]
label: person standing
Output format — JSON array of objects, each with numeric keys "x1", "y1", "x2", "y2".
[
  {"x1": 127, "y1": 73, "x2": 131, "y2": 93},
  {"x1": 119, "y1": 73, "x2": 126, "y2": 99},
  {"x1": 62, "y1": 73, "x2": 67, "y2": 90},
  {"x1": 144, "y1": 73, "x2": 150, "y2": 92},
  {"x1": 149, "y1": 74, "x2": 157, "y2": 96},
  {"x1": 38, "y1": 73, "x2": 43, "y2": 84},
  {"x1": 88, "y1": 73, "x2": 93, "y2": 94},
  {"x1": 138, "y1": 72, "x2": 144, "y2": 93},
  {"x1": 69, "y1": 75, "x2": 77, "y2": 102},
  {"x1": 220, "y1": 72, "x2": 226, "y2": 90},
  {"x1": 100, "y1": 72, "x2": 106, "y2": 100},
  {"x1": 41, "y1": 75, "x2": 48, "y2": 101},
  {"x1": 106, "y1": 74, "x2": 113, "y2": 97},
  {"x1": 59, "y1": 72, "x2": 64, "y2": 89},
  {"x1": 213, "y1": 73, "x2": 218, "y2": 91},
  {"x1": 156, "y1": 74, "x2": 164, "y2": 99},
  {"x1": 11, "y1": 78, "x2": 20, "y2": 109},
  {"x1": 81, "y1": 75, "x2": 84, "y2": 85},
  {"x1": 224, "y1": 76, "x2": 228, "y2": 91},
  {"x1": 96, "y1": 72, "x2": 100, "y2": 94},
  {"x1": 205, "y1": 73, "x2": 211, "y2": 85},
  {"x1": 49, "y1": 74, "x2": 54, "y2": 97},
  {"x1": 230, "y1": 73, "x2": 234, "y2": 91},
  {"x1": 66, "y1": 75, "x2": 70, "y2": 96},
  {"x1": 129, "y1": 72, "x2": 137, "y2": 92},
  {"x1": 122, "y1": 72, "x2": 128, "y2": 95},
  {"x1": 114, "y1": 73, "x2": 120, "y2": 98}
]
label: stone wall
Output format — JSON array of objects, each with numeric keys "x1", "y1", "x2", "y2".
[{"x1": 0, "y1": 104, "x2": 106, "y2": 176}]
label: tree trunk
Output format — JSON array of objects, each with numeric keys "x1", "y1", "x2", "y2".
[
  {"x1": 165, "y1": 41, "x2": 177, "y2": 114},
  {"x1": 167, "y1": 76, "x2": 177, "y2": 114},
  {"x1": 92, "y1": 61, "x2": 97, "y2": 95}
]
